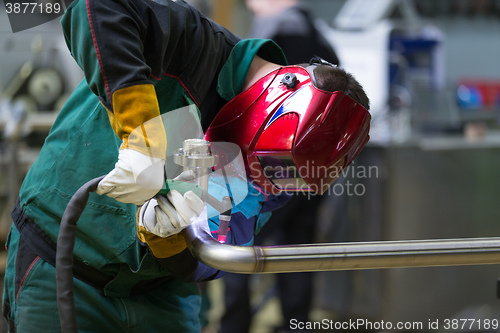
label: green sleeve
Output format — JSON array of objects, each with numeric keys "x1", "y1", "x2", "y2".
[{"x1": 217, "y1": 39, "x2": 287, "y2": 101}]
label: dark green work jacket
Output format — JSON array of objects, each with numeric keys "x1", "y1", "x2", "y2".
[{"x1": 18, "y1": 0, "x2": 285, "y2": 287}]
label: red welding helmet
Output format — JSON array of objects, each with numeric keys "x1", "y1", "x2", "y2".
[{"x1": 205, "y1": 62, "x2": 371, "y2": 195}]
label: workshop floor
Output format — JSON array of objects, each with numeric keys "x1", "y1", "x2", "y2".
[
  {"x1": 203, "y1": 275, "x2": 283, "y2": 333},
  {"x1": 203, "y1": 274, "x2": 337, "y2": 333}
]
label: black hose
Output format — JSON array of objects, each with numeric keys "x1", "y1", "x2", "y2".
[{"x1": 56, "y1": 176, "x2": 105, "y2": 333}]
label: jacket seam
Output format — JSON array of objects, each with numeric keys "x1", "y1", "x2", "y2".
[
  {"x1": 86, "y1": 0, "x2": 111, "y2": 101},
  {"x1": 15, "y1": 256, "x2": 40, "y2": 302}
]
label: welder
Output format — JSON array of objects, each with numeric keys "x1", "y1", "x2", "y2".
[{"x1": 2, "y1": 0, "x2": 370, "y2": 332}]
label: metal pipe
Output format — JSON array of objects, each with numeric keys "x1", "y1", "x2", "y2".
[{"x1": 184, "y1": 224, "x2": 500, "y2": 273}]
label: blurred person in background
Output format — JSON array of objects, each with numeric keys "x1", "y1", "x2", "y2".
[
  {"x1": 246, "y1": 0, "x2": 339, "y2": 65},
  {"x1": 219, "y1": 1, "x2": 341, "y2": 333}
]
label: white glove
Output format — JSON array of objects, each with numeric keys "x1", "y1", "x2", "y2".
[
  {"x1": 139, "y1": 190, "x2": 207, "y2": 238},
  {"x1": 96, "y1": 148, "x2": 165, "y2": 206}
]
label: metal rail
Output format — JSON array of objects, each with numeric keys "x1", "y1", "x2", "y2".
[{"x1": 184, "y1": 224, "x2": 500, "y2": 273}]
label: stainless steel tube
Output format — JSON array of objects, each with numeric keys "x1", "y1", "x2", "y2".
[{"x1": 183, "y1": 224, "x2": 500, "y2": 273}]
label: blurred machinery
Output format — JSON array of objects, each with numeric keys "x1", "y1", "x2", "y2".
[
  {"x1": 1, "y1": 35, "x2": 73, "y2": 118},
  {"x1": 320, "y1": 0, "x2": 449, "y2": 143},
  {"x1": 0, "y1": 12, "x2": 84, "y2": 240}
]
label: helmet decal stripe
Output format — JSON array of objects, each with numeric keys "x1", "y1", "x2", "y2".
[{"x1": 264, "y1": 87, "x2": 307, "y2": 130}]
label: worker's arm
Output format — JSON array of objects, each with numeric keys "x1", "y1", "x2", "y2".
[{"x1": 61, "y1": 0, "x2": 166, "y2": 206}]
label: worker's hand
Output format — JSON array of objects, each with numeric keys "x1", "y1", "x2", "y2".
[
  {"x1": 139, "y1": 190, "x2": 207, "y2": 238},
  {"x1": 96, "y1": 148, "x2": 165, "y2": 206}
]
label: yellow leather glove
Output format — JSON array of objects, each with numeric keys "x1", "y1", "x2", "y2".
[
  {"x1": 137, "y1": 190, "x2": 207, "y2": 258},
  {"x1": 96, "y1": 84, "x2": 167, "y2": 206}
]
